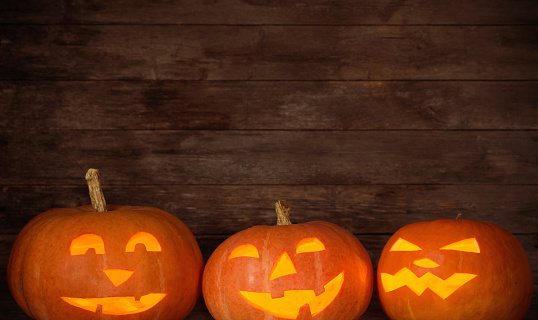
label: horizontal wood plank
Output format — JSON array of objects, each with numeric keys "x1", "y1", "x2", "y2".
[
  {"x1": 0, "y1": 0, "x2": 536, "y2": 25},
  {"x1": 1, "y1": 26, "x2": 535, "y2": 80},
  {"x1": 1, "y1": 185, "x2": 537, "y2": 235},
  {"x1": 1, "y1": 81, "x2": 536, "y2": 130},
  {"x1": 1, "y1": 131, "x2": 536, "y2": 185},
  {"x1": 1, "y1": 234, "x2": 536, "y2": 319}
]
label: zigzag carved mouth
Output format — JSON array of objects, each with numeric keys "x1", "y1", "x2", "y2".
[{"x1": 381, "y1": 268, "x2": 477, "y2": 299}]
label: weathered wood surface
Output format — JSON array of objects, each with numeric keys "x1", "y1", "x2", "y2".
[
  {"x1": 0, "y1": 0, "x2": 536, "y2": 25},
  {"x1": 1, "y1": 26, "x2": 536, "y2": 80},
  {"x1": 1, "y1": 0, "x2": 536, "y2": 318},
  {"x1": 2, "y1": 81, "x2": 536, "y2": 130},
  {"x1": 2, "y1": 185, "x2": 537, "y2": 235},
  {"x1": 1, "y1": 131, "x2": 536, "y2": 185}
]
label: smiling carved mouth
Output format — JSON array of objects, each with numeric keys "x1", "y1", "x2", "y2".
[
  {"x1": 61, "y1": 293, "x2": 167, "y2": 315},
  {"x1": 239, "y1": 272, "x2": 344, "y2": 319}
]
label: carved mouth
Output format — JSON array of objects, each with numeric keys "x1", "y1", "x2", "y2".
[
  {"x1": 61, "y1": 293, "x2": 167, "y2": 315},
  {"x1": 381, "y1": 268, "x2": 477, "y2": 299},
  {"x1": 239, "y1": 272, "x2": 344, "y2": 319}
]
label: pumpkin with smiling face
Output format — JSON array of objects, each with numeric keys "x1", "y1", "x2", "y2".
[
  {"x1": 203, "y1": 201, "x2": 374, "y2": 320},
  {"x1": 377, "y1": 216, "x2": 533, "y2": 320},
  {"x1": 7, "y1": 169, "x2": 204, "y2": 320}
]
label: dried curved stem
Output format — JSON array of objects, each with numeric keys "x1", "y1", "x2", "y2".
[{"x1": 85, "y1": 168, "x2": 107, "y2": 212}]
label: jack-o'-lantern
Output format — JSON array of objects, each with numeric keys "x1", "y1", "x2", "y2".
[
  {"x1": 376, "y1": 215, "x2": 533, "y2": 320},
  {"x1": 7, "y1": 169, "x2": 204, "y2": 320},
  {"x1": 203, "y1": 200, "x2": 374, "y2": 320}
]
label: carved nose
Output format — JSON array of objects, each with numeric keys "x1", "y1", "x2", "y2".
[
  {"x1": 103, "y1": 268, "x2": 134, "y2": 287},
  {"x1": 269, "y1": 252, "x2": 297, "y2": 280},
  {"x1": 413, "y1": 258, "x2": 440, "y2": 268}
]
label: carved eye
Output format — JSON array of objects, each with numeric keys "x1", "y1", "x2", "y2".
[
  {"x1": 228, "y1": 244, "x2": 260, "y2": 260},
  {"x1": 296, "y1": 237, "x2": 326, "y2": 254},
  {"x1": 389, "y1": 238, "x2": 422, "y2": 252},
  {"x1": 70, "y1": 234, "x2": 105, "y2": 255},
  {"x1": 440, "y1": 238, "x2": 480, "y2": 253},
  {"x1": 125, "y1": 232, "x2": 162, "y2": 252}
]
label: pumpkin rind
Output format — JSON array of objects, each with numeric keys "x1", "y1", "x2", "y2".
[
  {"x1": 376, "y1": 218, "x2": 533, "y2": 320},
  {"x1": 203, "y1": 217, "x2": 374, "y2": 320},
  {"x1": 8, "y1": 203, "x2": 203, "y2": 319}
]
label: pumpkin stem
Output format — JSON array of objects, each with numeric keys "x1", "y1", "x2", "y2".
[
  {"x1": 85, "y1": 168, "x2": 107, "y2": 212},
  {"x1": 456, "y1": 213, "x2": 463, "y2": 219},
  {"x1": 275, "y1": 200, "x2": 292, "y2": 225}
]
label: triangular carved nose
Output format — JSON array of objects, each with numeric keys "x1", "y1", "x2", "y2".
[
  {"x1": 269, "y1": 251, "x2": 297, "y2": 280},
  {"x1": 103, "y1": 268, "x2": 134, "y2": 287}
]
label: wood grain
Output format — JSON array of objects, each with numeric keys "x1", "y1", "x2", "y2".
[
  {"x1": 2, "y1": 185, "x2": 537, "y2": 235},
  {"x1": 1, "y1": 81, "x2": 536, "y2": 130},
  {"x1": 0, "y1": 0, "x2": 536, "y2": 25},
  {"x1": 1, "y1": 131, "x2": 536, "y2": 185},
  {"x1": 1, "y1": 26, "x2": 535, "y2": 80}
]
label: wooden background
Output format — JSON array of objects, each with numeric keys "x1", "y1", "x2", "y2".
[{"x1": 1, "y1": 0, "x2": 536, "y2": 319}]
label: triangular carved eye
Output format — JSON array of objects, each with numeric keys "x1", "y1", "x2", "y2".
[
  {"x1": 296, "y1": 237, "x2": 326, "y2": 254},
  {"x1": 228, "y1": 244, "x2": 260, "y2": 260},
  {"x1": 389, "y1": 238, "x2": 422, "y2": 252},
  {"x1": 440, "y1": 238, "x2": 480, "y2": 253}
]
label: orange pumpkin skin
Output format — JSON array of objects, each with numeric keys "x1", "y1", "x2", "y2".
[
  {"x1": 203, "y1": 221, "x2": 374, "y2": 320},
  {"x1": 376, "y1": 218, "x2": 533, "y2": 320},
  {"x1": 8, "y1": 205, "x2": 204, "y2": 320}
]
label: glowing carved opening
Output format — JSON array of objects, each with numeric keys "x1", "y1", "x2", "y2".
[
  {"x1": 240, "y1": 272, "x2": 344, "y2": 319},
  {"x1": 440, "y1": 238, "x2": 480, "y2": 253},
  {"x1": 268, "y1": 252, "x2": 297, "y2": 281},
  {"x1": 125, "y1": 232, "x2": 161, "y2": 252},
  {"x1": 61, "y1": 293, "x2": 167, "y2": 315},
  {"x1": 389, "y1": 238, "x2": 422, "y2": 252},
  {"x1": 413, "y1": 258, "x2": 440, "y2": 268},
  {"x1": 381, "y1": 268, "x2": 477, "y2": 299},
  {"x1": 103, "y1": 268, "x2": 134, "y2": 287},
  {"x1": 228, "y1": 244, "x2": 260, "y2": 260},
  {"x1": 70, "y1": 234, "x2": 105, "y2": 255},
  {"x1": 296, "y1": 237, "x2": 326, "y2": 254}
]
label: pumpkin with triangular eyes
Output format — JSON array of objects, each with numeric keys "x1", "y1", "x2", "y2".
[
  {"x1": 203, "y1": 201, "x2": 374, "y2": 320},
  {"x1": 7, "y1": 169, "x2": 204, "y2": 320},
  {"x1": 376, "y1": 217, "x2": 533, "y2": 320}
]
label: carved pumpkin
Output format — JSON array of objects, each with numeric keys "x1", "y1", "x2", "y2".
[
  {"x1": 203, "y1": 201, "x2": 374, "y2": 320},
  {"x1": 377, "y1": 216, "x2": 533, "y2": 320},
  {"x1": 7, "y1": 169, "x2": 204, "y2": 320}
]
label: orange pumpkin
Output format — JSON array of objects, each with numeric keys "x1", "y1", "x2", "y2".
[
  {"x1": 7, "y1": 169, "x2": 204, "y2": 320},
  {"x1": 376, "y1": 216, "x2": 533, "y2": 320},
  {"x1": 203, "y1": 200, "x2": 374, "y2": 320}
]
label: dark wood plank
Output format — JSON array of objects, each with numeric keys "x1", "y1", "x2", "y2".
[
  {"x1": 2, "y1": 185, "x2": 537, "y2": 235},
  {"x1": 1, "y1": 130, "x2": 536, "y2": 185},
  {"x1": 1, "y1": 26, "x2": 535, "y2": 80},
  {"x1": 1, "y1": 81, "x2": 536, "y2": 130},
  {"x1": 0, "y1": 0, "x2": 536, "y2": 25}
]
